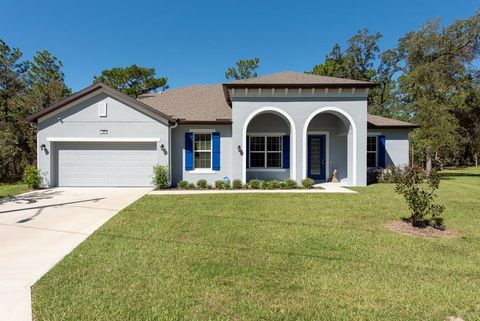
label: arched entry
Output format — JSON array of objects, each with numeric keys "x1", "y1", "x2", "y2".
[
  {"x1": 242, "y1": 107, "x2": 296, "y2": 183},
  {"x1": 302, "y1": 107, "x2": 357, "y2": 185}
]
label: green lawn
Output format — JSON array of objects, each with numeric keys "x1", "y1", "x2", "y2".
[
  {"x1": 0, "y1": 182, "x2": 29, "y2": 199},
  {"x1": 32, "y1": 167, "x2": 480, "y2": 321}
]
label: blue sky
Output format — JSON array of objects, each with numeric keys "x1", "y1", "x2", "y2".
[{"x1": 1, "y1": 0, "x2": 478, "y2": 91}]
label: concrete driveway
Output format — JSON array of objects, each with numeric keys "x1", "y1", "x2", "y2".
[{"x1": 0, "y1": 187, "x2": 151, "y2": 321}]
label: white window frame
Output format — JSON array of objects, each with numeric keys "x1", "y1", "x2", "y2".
[
  {"x1": 367, "y1": 135, "x2": 378, "y2": 168},
  {"x1": 249, "y1": 135, "x2": 283, "y2": 169},
  {"x1": 193, "y1": 133, "x2": 212, "y2": 170}
]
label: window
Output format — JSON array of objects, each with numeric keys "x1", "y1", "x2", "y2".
[
  {"x1": 194, "y1": 133, "x2": 211, "y2": 169},
  {"x1": 367, "y1": 136, "x2": 377, "y2": 168},
  {"x1": 250, "y1": 136, "x2": 282, "y2": 168}
]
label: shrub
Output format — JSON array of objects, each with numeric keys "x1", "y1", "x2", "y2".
[
  {"x1": 188, "y1": 183, "x2": 196, "y2": 190},
  {"x1": 152, "y1": 165, "x2": 170, "y2": 189},
  {"x1": 23, "y1": 165, "x2": 42, "y2": 189},
  {"x1": 261, "y1": 180, "x2": 270, "y2": 189},
  {"x1": 268, "y1": 180, "x2": 281, "y2": 189},
  {"x1": 367, "y1": 168, "x2": 381, "y2": 184},
  {"x1": 196, "y1": 179, "x2": 207, "y2": 189},
  {"x1": 394, "y1": 165, "x2": 445, "y2": 229},
  {"x1": 215, "y1": 180, "x2": 225, "y2": 189},
  {"x1": 232, "y1": 179, "x2": 243, "y2": 189},
  {"x1": 285, "y1": 179, "x2": 297, "y2": 189},
  {"x1": 177, "y1": 180, "x2": 189, "y2": 189},
  {"x1": 206, "y1": 184, "x2": 213, "y2": 189},
  {"x1": 224, "y1": 181, "x2": 231, "y2": 189},
  {"x1": 378, "y1": 165, "x2": 417, "y2": 184},
  {"x1": 248, "y1": 179, "x2": 262, "y2": 189},
  {"x1": 279, "y1": 181, "x2": 287, "y2": 189},
  {"x1": 302, "y1": 178, "x2": 315, "y2": 189}
]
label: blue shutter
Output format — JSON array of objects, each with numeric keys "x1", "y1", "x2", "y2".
[
  {"x1": 282, "y1": 135, "x2": 290, "y2": 169},
  {"x1": 378, "y1": 135, "x2": 386, "y2": 168},
  {"x1": 246, "y1": 136, "x2": 250, "y2": 168},
  {"x1": 212, "y1": 132, "x2": 221, "y2": 170},
  {"x1": 185, "y1": 132, "x2": 193, "y2": 171}
]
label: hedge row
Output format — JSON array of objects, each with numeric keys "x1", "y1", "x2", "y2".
[{"x1": 177, "y1": 178, "x2": 316, "y2": 190}]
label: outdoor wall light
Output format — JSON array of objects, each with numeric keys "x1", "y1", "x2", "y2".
[
  {"x1": 160, "y1": 144, "x2": 167, "y2": 155},
  {"x1": 237, "y1": 145, "x2": 243, "y2": 156},
  {"x1": 40, "y1": 144, "x2": 46, "y2": 151}
]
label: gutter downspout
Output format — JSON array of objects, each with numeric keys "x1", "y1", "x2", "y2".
[{"x1": 169, "y1": 120, "x2": 178, "y2": 187}]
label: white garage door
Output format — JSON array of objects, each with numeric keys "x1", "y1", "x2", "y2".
[{"x1": 57, "y1": 142, "x2": 158, "y2": 187}]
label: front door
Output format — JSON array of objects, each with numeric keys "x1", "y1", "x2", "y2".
[{"x1": 308, "y1": 135, "x2": 326, "y2": 180}]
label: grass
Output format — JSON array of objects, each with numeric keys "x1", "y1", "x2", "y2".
[
  {"x1": 32, "y1": 167, "x2": 480, "y2": 321},
  {"x1": 0, "y1": 182, "x2": 29, "y2": 199}
]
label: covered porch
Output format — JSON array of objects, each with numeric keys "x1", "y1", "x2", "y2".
[
  {"x1": 244, "y1": 109, "x2": 295, "y2": 182},
  {"x1": 303, "y1": 109, "x2": 355, "y2": 185},
  {"x1": 304, "y1": 110, "x2": 354, "y2": 185}
]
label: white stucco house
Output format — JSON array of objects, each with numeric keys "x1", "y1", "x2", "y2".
[{"x1": 27, "y1": 71, "x2": 418, "y2": 187}]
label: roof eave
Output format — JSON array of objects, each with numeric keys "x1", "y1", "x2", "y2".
[
  {"x1": 222, "y1": 82, "x2": 377, "y2": 105},
  {"x1": 222, "y1": 82, "x2": 378, "y2": 89},
  {"x1": 176, "y1": 119, "x2": 232, "y2": 125},
  {"x1": 367, "y1": 124, "x2": 420, "y2": 129},
  {"x1": 27, "y1": 82, "x2": 176, "y2": 123}
]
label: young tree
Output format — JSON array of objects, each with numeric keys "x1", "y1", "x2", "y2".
[
  {"x1": 395, "y1": 166, "x2": 445, "y2": 229},
  {"x1": 225, "y1": 58, "x2": 260, "y2": 80},
  {"x1": 94, "y1": 65, "x2": 168, "y2": 98}
]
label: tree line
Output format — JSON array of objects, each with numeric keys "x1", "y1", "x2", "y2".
[{"x1": 1, "y1": 10, "x2": 479, "y2": 182}]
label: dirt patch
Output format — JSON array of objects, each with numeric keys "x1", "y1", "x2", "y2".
[{"x1": 386, "y1": 220, "x2": 463, "y2": 239}]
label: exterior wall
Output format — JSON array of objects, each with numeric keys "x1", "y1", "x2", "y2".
[
  {"x1": 246, "y1": 170, "x2": 290, "y2": 181},
  {"x1": 171, "y1": 124, "x2": 233, "y2": 185},
  {"x1": 231, "y1": 94, "x2": 368, "y2": 186},
  {"x1": 37, "y1": 92, "x2": 169, "y2": 187},
  {"x1": 368, "y1": 128, "x2": 410, "y2": 167}
]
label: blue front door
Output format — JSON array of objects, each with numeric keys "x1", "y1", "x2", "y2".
[{"x1": 308, "y1": 135, "x2": 326, "y2": 180}]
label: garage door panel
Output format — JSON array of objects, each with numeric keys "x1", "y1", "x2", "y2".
[{"x1": 57, "y1": 142, "x2": 157, "y2": 187}]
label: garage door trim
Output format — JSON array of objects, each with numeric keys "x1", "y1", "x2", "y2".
[
  {"x1": 56, "y1": 141, "x2": 159, "y2": 187},
  {"x1": 47, "y1": 137, "x2": 161, "y2": 142}
]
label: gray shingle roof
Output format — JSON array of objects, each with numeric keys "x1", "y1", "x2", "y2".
[
  {"x1": 137, "y1": 84, "x2": 231, "y2": 123},
  {"x1": 367, "y1": 114, "x2": 419, "y2": 128},
  {"x1": 139, "y1": 81, "x2": 417, "y2": 128}
]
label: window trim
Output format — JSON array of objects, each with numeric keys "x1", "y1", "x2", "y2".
[
  {"x1": 193, "y1": 132, "x2": 212, "y2": 170},
  {"x1": 249, "y1": 135, "x2": 283, "y2": 169},
  {"x1": 367, "y1": 135, "x2": 378, "y2": 168}
]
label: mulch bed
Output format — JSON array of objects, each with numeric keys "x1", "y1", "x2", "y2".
[{"x1": 385, "y1": 220, "x2": 463, "y2": 239}]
